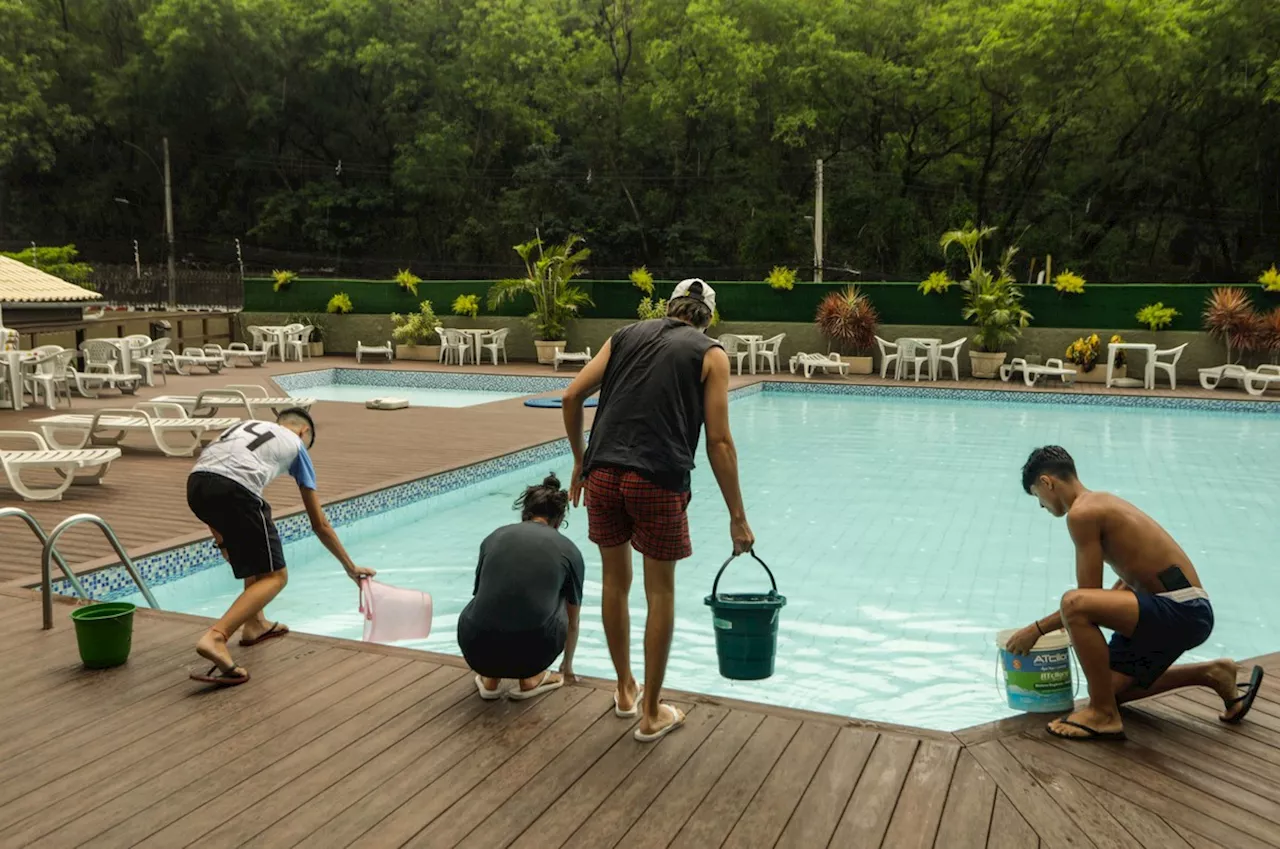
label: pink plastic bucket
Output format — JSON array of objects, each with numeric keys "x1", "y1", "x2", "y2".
[{"x1": 358, "y1": 578, "x2": 432, "y2": 644}]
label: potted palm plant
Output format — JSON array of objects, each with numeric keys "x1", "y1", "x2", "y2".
[
  {"x1": 488, "y1": 234, "x2": 593, "y2": 364},
  {"x1": 391, "y1": 300, "x2": 442, "y2": 360},
  {"x1": 307, "y1": 315, "x2": 328, "y2": 357},
  {"x1": 815, "y1": 286, "x2": 878, "y2": 374}
]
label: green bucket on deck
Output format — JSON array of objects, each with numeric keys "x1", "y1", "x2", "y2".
[
  {"x1": 70, "y1": 602, "x2": 136, "y2": 669},
  {"x1": 704, "y1": 552, "x2": 786, "y2": 681}
]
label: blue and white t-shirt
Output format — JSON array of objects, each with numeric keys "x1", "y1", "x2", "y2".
[{"x1": 192, "y1": 421, "x2": 316, "y2": 497}]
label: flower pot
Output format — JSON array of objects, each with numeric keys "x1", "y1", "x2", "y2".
[
  {"x1": 969, "y1": 351, "x2": 1008, "y2": 379},
  {"x1": 840, "y1": 355, "x2": 873, "y2": 375},
  {"x1": 309, "y1": 341, "x2": 324, "y2": 357},
  {"x1": 535, "y1": 340, "x2": 565, "y2": 365},
  {"x1": 396, "y1": 344, "x2": 441, "y2": 361},
  {"x1": 1073, "y1": 365, "x2": 1123, "y2": 384}
]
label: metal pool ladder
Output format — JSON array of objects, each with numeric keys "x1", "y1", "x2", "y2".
[{"x1": 30, "y1": 512, "x2": 160, "y2": 630}]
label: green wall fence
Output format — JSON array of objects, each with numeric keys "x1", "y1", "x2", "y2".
[{"x1": 246, "y1": 278, "x2": 1280, "y2": 332}]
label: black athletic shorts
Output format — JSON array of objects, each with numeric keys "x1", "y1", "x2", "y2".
[
  {"x1": 456, "y1": 607, "x2": 566, "y2": 680},
  {"x1": 187, "y1": 471, "x2": 286, "y2": 580}
]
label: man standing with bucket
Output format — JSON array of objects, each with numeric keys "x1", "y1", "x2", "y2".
[
  {"x1": 1009, "y1": 445, "x2": 1265, "y2": 740},
  {"x1": 562, "y1": 278, "x2": 754, "y2": 743}
]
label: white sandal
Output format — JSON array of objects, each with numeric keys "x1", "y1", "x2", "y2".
[
  {"x1": 475, "y1": 674, "x2": 505, "y2": 700},
  {"x1": 634, "y1": 704, "x2": 685, "y2": 743},
  {"x1": 614, "y1": 686, "x2": 644, "y2": 718},
  {"x1": 508, "y1": 670, "x2": 564, "y2": 701}
]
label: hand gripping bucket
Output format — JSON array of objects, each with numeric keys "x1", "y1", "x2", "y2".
[
  {"x1": 704, "y1": 552, "x2": 786, "y2": 681},
  {"x1": 70, "y1": 602, "x2": 136, "y2": 669},
  {"x1": 995, "y1": 629, "x2": 1077, "y2": 713},
  {"x1": 359, "y1": 578, "x2": 432, "y2": 644}
]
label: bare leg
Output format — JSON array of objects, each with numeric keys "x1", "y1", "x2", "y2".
[
  {"x1": 1116, "y1": 659, "x2": 1243, "y2": 718},
  {"x1": 195, "y1": 569, "x2": 289, "y2": 671},
  {"x1": 638, "y1": 556, "x2": 678, "y2": 735},
  {"x1": 600, "y1": 542, "x2": 639, "y2": 712},
  {"x1": 1049, "y1": 588, "x2": 1140, "y2": 738},
  {"x1": 239, "y1": 573, "x2": 288, "y2": 642}
]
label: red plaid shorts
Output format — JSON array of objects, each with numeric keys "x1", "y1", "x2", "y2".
[{"x1": 585, "y1": 466, "x2": 693, "y2": 561}]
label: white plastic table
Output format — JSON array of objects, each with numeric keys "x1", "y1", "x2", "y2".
[
  {"x1": 254, "y1": 326, "x2": 292, "y2": 361},
  {"x1": 1106, "y1": 342, "x2": 1157, "y2": 389},
  {"x1": 736, "y1": 334, "x2": 764, "y2": 374},
  {"x1": 896, "y1": 337, "x2": 942, "y2": 379},
  {"x1": 455, "y1": 329, "x2": 492, "y2": 364}
]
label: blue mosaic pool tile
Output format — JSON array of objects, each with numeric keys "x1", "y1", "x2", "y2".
[
  {"x1": 274, "y1": 368, "x2": 572, "y2": 395},
  {"x1": 45, "y1": 377, "x2": 1278, "y2": 602}
]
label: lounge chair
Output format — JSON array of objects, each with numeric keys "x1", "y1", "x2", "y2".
[
  {"x1": 553, "y1": 346, "x2": 592, "y2": 371},
  {"x1": 162, "y1": 347, "x2": 227, "y2": 375},
  {"x1": 1244, "y1": 365, "x2": 1280, "y2": 397},
  {"x1": 223, "y1": 340, "x2": 269, "y2": 367},
  {"x1": 151, "y1": 385, "x2": 316, "y2": 420},
  {"x1": 30, "y1": 403, "x2": 239, "y2": 457},
  {"x1": 1199, "y1": 364, "x2": 1250, "y2": 390},
  {"x1": 0, "y1": 431, "x2": 122, "y2": 501},
  {"x1": 1000, "y1": 357, "x2": 1078, "y2": 386},
  {"x1": 356, "y1": 340, "x2": 393, "y2": 363},
  {"x1": 67, "y1": 367, "x2": 142, "y2": 399},
  {"x1": 789, "y1": 352, "x2": 850, "y2": 379}
]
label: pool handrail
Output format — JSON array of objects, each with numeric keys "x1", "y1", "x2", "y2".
[
  {"x1": 0, "y1": 507, "x2": 89, "y2": 604},
  {"x1": 40, "y1": 513, "x2": 160, "y2": 630}
]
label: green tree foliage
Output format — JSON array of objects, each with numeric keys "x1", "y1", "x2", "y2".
[
  {"x1": 1, "y1": 0, "x2": 1279, "y2": 282},
  {"x1": 0, "y1": 244, "x2": 94, "y2": 287}
]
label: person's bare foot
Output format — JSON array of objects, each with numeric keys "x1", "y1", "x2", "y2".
[
  {"x1": 518, "y1": 671, "x2": 562, "y2": 692},
  {"x1": 636, "y1": 703, "x2": 686, "y2": 742},
  {"x1": 615, "y1": 677, "x2": 640, "y2": 714},
  {"x1": 481, "y1": 676, "x2": 502, "y2": 691},
  {"x1": 1207, "y1": 658, "x2": 1246, "y2": 720},
  {"x1": 1047, "y1": 705, "x2": 1124, "y2": 739},
  {"x1": 195, "y1": 628, "x2": 244, "y2": 677},
  {"x1": 240, "y1": 620, "x2": 289, "y2": 646}
]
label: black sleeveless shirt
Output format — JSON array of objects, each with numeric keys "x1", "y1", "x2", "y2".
[{"x1": 582, "y1": 318, "x2": 720, "y2": 493}]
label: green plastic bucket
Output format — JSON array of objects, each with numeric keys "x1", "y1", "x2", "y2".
[
  {"x1": 704, "y1": 552, "x2": 786, "y2": 681},
  {"x1": 70, "y1": 602, "x2": 136, "y2": 669}
]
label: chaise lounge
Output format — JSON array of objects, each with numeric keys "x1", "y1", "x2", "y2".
[
  {"x1": 1000, "y1": 357, "x2": 1078, "y2": 387},
  {"x1": 30, "y1": 403, "x2": 240, "y2": 457},
  {"x1": 0, "y1": 431, "x2": 122, "y2": 501}
]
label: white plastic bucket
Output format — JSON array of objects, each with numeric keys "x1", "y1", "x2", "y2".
[{"x1": 995, "y1": 629, "x2": 1075, "y2": 713}]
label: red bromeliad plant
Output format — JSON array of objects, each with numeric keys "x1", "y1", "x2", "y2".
[
  {"x1": 816, "y1": 286, "x2": 879, "y2": 356},
  {"x1": 1203, "y1": 287, "x2": 1262, "y2": 363},
  {"x1": 1260, "y1": 307, "x2": 1280, "y2": 363}
]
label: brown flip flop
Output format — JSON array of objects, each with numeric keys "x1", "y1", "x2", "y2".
[
  {"x1": 189, "y1": 664, "x2": 250, "y2": 686},
  {"x1": 240, "y1": 621, "x2": 289, "y2": 647}
]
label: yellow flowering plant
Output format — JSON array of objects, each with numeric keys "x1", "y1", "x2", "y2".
[
  {"x1": 918, "y1": 271, "x2": 953, "y2": 295},
  {"x1": 1054, "y1": 270, "x2": 1085, "y2": 294},
  {"x1": 326, "y1": 292, "x2": 353, "y2": 314},
  {"x1": 452, "y1": 293, "x2": 481, "y2": 318},
  {"x1": 1065, "y1": 333, "x2": 1124, "y2": 372},
  {"x1": 1259, "y1": 264, "x2": 1280, "y2": 292}
]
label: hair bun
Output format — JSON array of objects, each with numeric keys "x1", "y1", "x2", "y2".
[{"x1": 542, "y1": 473, "x2": 562, "y2": 490}]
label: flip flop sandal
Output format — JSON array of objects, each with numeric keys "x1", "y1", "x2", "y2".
[
  {"x1": 634, "y1": 704, "x2": 686, "y2": 743},
  {"x1": 189, "y1": 664, "x2": 250, "y2": 687},
  {"x1": 239, "y1": 621, "x2": 289, "y2": 647},
  {"x1": 614, "y1": 686, "x2": 644, "y2": 718},
  {"x1": 1222, "y1": 665, "x2": 1265, "y2": 724},
  {"x1": 475, "y1": 674, "x2": 505, "y2": 701},
  {"x1": 1046, "y1": 719, "x2": 1126, "y2": 742},
  {"x1": 508, "y1": 671, "x2": 564, "y2": 701}
]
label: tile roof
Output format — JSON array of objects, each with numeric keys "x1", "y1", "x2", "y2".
[{"x1": 0, "y1": 255, "x2": 102, "y2": 303}]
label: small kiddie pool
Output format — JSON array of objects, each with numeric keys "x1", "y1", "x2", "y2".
[{"x1": 274, "y1": 368, "x2": 573, "y2": 408}]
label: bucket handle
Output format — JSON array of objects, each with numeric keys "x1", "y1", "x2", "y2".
[
  {"x1": 711, "y1": 551, "x2": 778, "y2": 600},
  {"x1": 994, "y1": 638, "x2": 1084, "y2": 702}
]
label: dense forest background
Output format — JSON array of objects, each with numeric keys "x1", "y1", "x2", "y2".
[{"x1": 2, "y1": 0, "x2": 1279, "y2": 281}]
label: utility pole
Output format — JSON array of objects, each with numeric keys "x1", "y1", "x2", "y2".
[
  {"x1": 813, "y1": 159, "x2": 824, "y2": 283},
  {"x1": 163, "y1": 136, "x2": 176, "y2": 309}
]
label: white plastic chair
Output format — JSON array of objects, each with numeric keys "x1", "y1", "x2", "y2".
[
  {"x1": 718, "y1": 334, "x2": 750, "y2": 375},
  {"x1": 1145, "y1": 343, "x2": 1187, "y2": 391},
  {"x1": 132, "y1": 338, "x2": 170, "y2": 386},
  {"x1": 482, "y1": 328, "x2": 510, "y2": 365},
  {"x1": 875, "y1": 336, "x2": 899, "y2": 379},
  {"x1": 440, "y1": 329, "x2": 472, "y2": 365},
  {"x1": 935, "y1": 338, "x2": 966, "y2": 380},
  {"x1": 80, "y1": 339, "x2": 122, "y2": 375},
  {"x1": 895, "y1": 338, "x2": 930, "y2": 381},
  {"x1": 22, "y1": 348, "x2": 74, "y2": 409},
  {"x1": 246, "y1": 326, "x2": 279, "y2": 362},
  {"x1": 356, "y1": 340, "x2": 393, "y2": 363},
  {"x1": 553, "y1": 346, "x2": 592, "y2": 371},
  {"x1": 755, "y1": 334, "x2": 785, "y2": 375},
  {"x1": 288, "y1": 326, "x2": 314, "y2": 361}
]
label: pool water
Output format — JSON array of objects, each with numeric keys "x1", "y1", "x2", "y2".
[
  {"x1": 124, "y1": 391, "x2": 1280, "y2": 730},
  {"x1": 301, "y1": 384, "x2": 527, "y2": 407}
]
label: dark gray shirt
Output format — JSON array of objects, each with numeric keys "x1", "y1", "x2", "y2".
[{"x1": 463, "y1": 521, "x2": 585, "y2": 633}]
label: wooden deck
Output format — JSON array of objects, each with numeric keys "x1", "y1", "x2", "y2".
[
  {"x1": 3, "y1": 356, "x2": 1280, "y2": 847},
  {"x1": 1, "y1": 590, "x2": 1278, "y2": 848}
]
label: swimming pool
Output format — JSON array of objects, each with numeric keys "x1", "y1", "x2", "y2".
[
  {"x1": 272, "y1": 368, "x2": 571, "y2": 407},
  {"x1": 114, "y1": 386, "x2": 1280, "y2": 731}
]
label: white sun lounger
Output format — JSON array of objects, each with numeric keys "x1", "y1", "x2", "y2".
[
  {"x1": 356, "y1": 340, "x2": 393, "y2": 363},
  {"x1": 30, "y1": 403, "x2": 239, "y2": 457},
  {"x1": 1199, "y1": 363, "x2": 1251, "y2": 390},
  {"x1": 220, "y1": 342, "x2": 270, "y2": 367},
  {"x1": 151, "y1": 385, "x2": 315, "y2": 420},
  {"x1": 789, "y1": 352, "x2": 850, "y2": 379},
  {"x1": 67, "y1": 368, "x2": 142, "y2": 399},
  {"x1": 163, "y1": 347, "x2": 227, "y2": 375},
  {"x1": 0, "y1": 431, "x2": 122, "y2": 501},
  {"x1": 553, "y1": 346, "x2": 592, "y2": 370},
  {"x1": 1244, "y1": 365, "x2": 1280, "y2": 397},
  {"x1": 1000, "y1": 357, "x2": 1078, "y2": 386}
]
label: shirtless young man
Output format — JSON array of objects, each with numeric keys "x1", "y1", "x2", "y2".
[{"x1": 1007, "y1": 445, "x2": 1264, "y2": 740}]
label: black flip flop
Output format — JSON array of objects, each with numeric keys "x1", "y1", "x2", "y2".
[
  {"x1": 189, "y1": 664, "x2": 250, "y2": 687},
  {"x1": 1047, "y1": 719, "x2": 1126, "y2": 742},
  {"x1": 1222, "y1": 665, "x2": 1265, "y2": 724}
]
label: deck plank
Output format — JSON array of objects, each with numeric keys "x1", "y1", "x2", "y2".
[
  {"x1": 1078, "y1": 779, "x2": 1193, "y2": 849},
  {"x1": 1006, "y1": 739, "x2": 1142, "y2": 849},
  {"x1": 773, "y1": 727, "x2": 878, "y2": 849},
  {"x1": 881, "y1": 740, "x2": 961, "y2": 849},
  {"x1": 720, "y1": 721, "x2": 839, "y2": 849},
  {"x1": 986, "y1": 791, "x2": 1040, "y2": 849},
  {"x1": 968, "y1": 739, "x2": 1095, "y2": 848},
  {"x1": 932, "y1": 750, "x2": 996, "y2": 849},
  {"x1": 829, "y1": 733, "x2": 920, "y2": 848}
]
